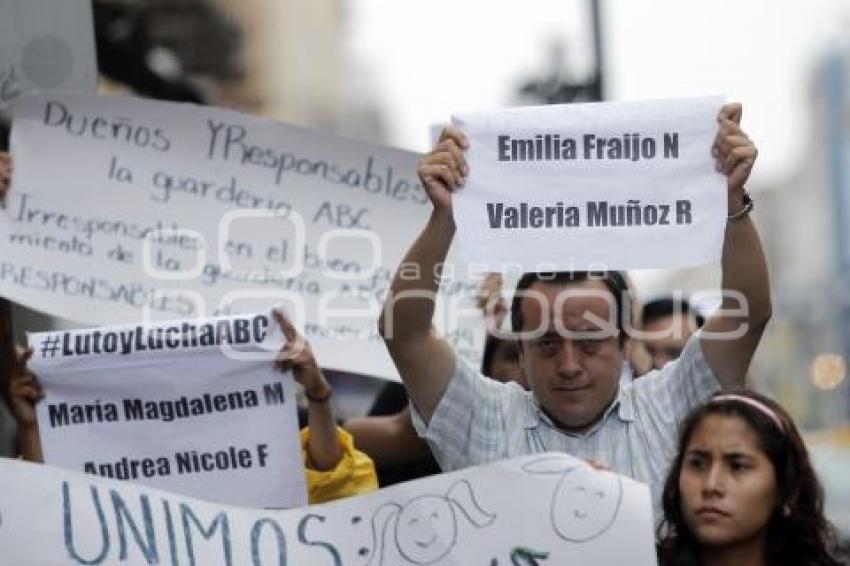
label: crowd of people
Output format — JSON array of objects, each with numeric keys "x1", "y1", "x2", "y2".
[{"x1": 0, "y1": 102, "x2": 845, "y2": 565}]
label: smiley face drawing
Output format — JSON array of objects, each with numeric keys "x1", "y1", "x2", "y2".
[
  {"x1": 366, "y1": 479, "x2": 496, "y2": 565},
  {"x1": 394, "y1": 495, "x2": 458, "y2": 563},
  {"x1": 523, "y1": 456, "x2": 623, "y2": 543}
]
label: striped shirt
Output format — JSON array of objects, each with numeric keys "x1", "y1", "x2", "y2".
[{"x1": 411, "y1": 334, "x2": 720, "y2": 516}]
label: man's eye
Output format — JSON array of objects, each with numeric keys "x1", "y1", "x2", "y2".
[{"x1": 578, "y1": 340, "x2": 601, "y2": 353}]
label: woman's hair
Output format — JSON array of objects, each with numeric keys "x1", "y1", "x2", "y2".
[{"x1": 657, "y1": 391, "x2": 841, "y2": 566}]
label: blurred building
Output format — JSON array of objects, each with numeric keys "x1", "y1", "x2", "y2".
[
  {"x1": 753, "y1": 46, "x2": 850, "y2": 430},
  {"x1": 632, "y1": 46, "x2": 850, "y2": 432},
  {"x1": 90, "y1": 0, "x2": 387, "y2": 140},
  {"x1": 210, "y1": 0, "x2": 386, "y2": 142},
  {"x1": 5, "y1": 0, "x2": 391, "y2": 430}
]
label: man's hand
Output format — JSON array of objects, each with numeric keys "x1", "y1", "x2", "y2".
[
  {"x1": 417, "y1": 127, "x2": 469, "y2": 214},
  {"x1": 9, "y1": 347, "x2": 42, "y2": 429},
  {"x1": 272, "y1": 310, "x2": 331, "y2": 401},
  {"x1": 0, "y1": 152, "x2": 11, "y2": 204},
  {"x1": 712, "y1": 103, "x2": 757, "y2": 213}
]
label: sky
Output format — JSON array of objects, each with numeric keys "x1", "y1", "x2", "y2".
[{"x1": 349, "y1": 0, "x2": 850, "y2": 187}]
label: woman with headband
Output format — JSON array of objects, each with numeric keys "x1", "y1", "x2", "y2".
[{"x1": 657, "y1": 391, "x2": 842, "y2": 566}]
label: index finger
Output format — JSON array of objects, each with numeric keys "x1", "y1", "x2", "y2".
[{"x1": 272, "y1": 309, "x2": 298, "y2": 343}]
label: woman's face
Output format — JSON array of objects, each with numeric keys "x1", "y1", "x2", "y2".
[
  {"x1": 679, "y1": 414, "x2": 778, "y2": 550},
  {"x1": 488, "y1": 339, "x2": 525, "y2": 387}
]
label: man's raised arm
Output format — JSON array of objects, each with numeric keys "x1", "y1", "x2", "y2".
[
  {"x1": 378, "y1": 128, "x2": 469, "y2": 422},
  {"x1": 701, "y1": 103, "x2": 772, "y2": 388}
]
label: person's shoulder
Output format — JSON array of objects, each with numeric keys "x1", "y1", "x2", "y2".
[
  {"x1": 631, "y1": 333, "x2": 720, "y2": 412},
  {"x1": 634, "y1": 334, "x2": 707, "y2": 385},
  {"x1": 501, "y1": 379, "x2": 532, "y2": 400}
]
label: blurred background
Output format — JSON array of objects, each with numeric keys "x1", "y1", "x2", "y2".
[{"x1": 3, "y1": 0, "x2": 849, "y2": 535}]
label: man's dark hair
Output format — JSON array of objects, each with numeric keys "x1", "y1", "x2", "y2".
[
  {"x1": 641, "y1": 296, "x2": 705, "y2": 328},
  {"x1": 510, "y1": 271, "x2": 629, "y2": 342}
]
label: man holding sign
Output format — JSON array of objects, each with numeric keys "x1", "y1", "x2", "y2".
[{"x1": 379, "y1": 101, "x2": 770, "y2": 513}]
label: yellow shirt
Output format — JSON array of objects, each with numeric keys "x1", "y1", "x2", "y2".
[{"x1": 301, "y1": 427, "x2": 378, "y2": 504}]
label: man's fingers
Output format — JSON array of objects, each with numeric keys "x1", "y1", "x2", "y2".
[
  {"x1": 419, "y1": 163, "x2": 460, "y2": 191},
  {"x1": 723, "y1": 145, "x2": 757, "y2": 173},
  {"x1": 438, "y1": 126, "x2": 469, "y2": 150},
  {"x1": 714, "y1": 135, "x2": 753, "y2": 171},
  {"x1": 436, "y1": 138, "x2": 469, "y2": 176},
  {"x1": 429, "y1": 151, "x2": 465, "y2": 186},
  {"x1": 714, "y1": 133, "x2": 750, "y2": 155},
  {"x1": 715, "y1": 118, "x2": 743, "y2": 140},
  {"x1": 718, "y1": 103, "x2": 742, "y2": 125}
]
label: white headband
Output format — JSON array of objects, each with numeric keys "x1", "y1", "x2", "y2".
[{"x1": 710, "y1": 394, "x2": 785, "y2": 433}]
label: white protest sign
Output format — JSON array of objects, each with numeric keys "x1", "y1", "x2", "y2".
[
  {"x1": 0, "y1": 0, "x2": 97, "y2": 110},
  {"x1": 452, "y1": 97, "x2": 727, "y2": 271},
  {"x1": 28, "y1": 312, "x2": 307, "y2": 509},
  {"x1": 3, "y1": 93, "x2": 484, "y2": 380},
  {"x1": 0, "y1": 453, "x2": 658, "y2": 565}
]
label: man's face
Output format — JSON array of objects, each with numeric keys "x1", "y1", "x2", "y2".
[
  {"x1": 642, "y1": 313, "x2": 697, "y2": 369},
  {"x1": 517, "y1": 279, "x2": 624, "y2": 431}
]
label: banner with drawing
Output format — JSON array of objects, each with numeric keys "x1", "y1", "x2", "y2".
[
  {"x1": 28, "y1": 312, "x2": 307, "y2": 509},
  {"x1": 451, "y1": 97, "x2": 727, "y2": 271},
  {"x1": 2, "y1": 93, "x2": 484, "y2": 380},
  {"x1": 0, "y1": 452, "x2": 657, "y2": 565}
]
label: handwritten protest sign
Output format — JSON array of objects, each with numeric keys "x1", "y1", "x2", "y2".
[
  {"x1": 0, "y1": 452, "x2": 658, "y2": 565},
  {"x1": 452, "y1": 97, "x2": 727, "y2": 271},
  {"x1": 2, "y1": 94, "x2": 484, "y2": 380},
  {"x1": 28, "y1": 312, "x2": 307, "y2": 508},
  {"x1": 0, "y1": 0, "x2": 97, "y2": 111}
]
